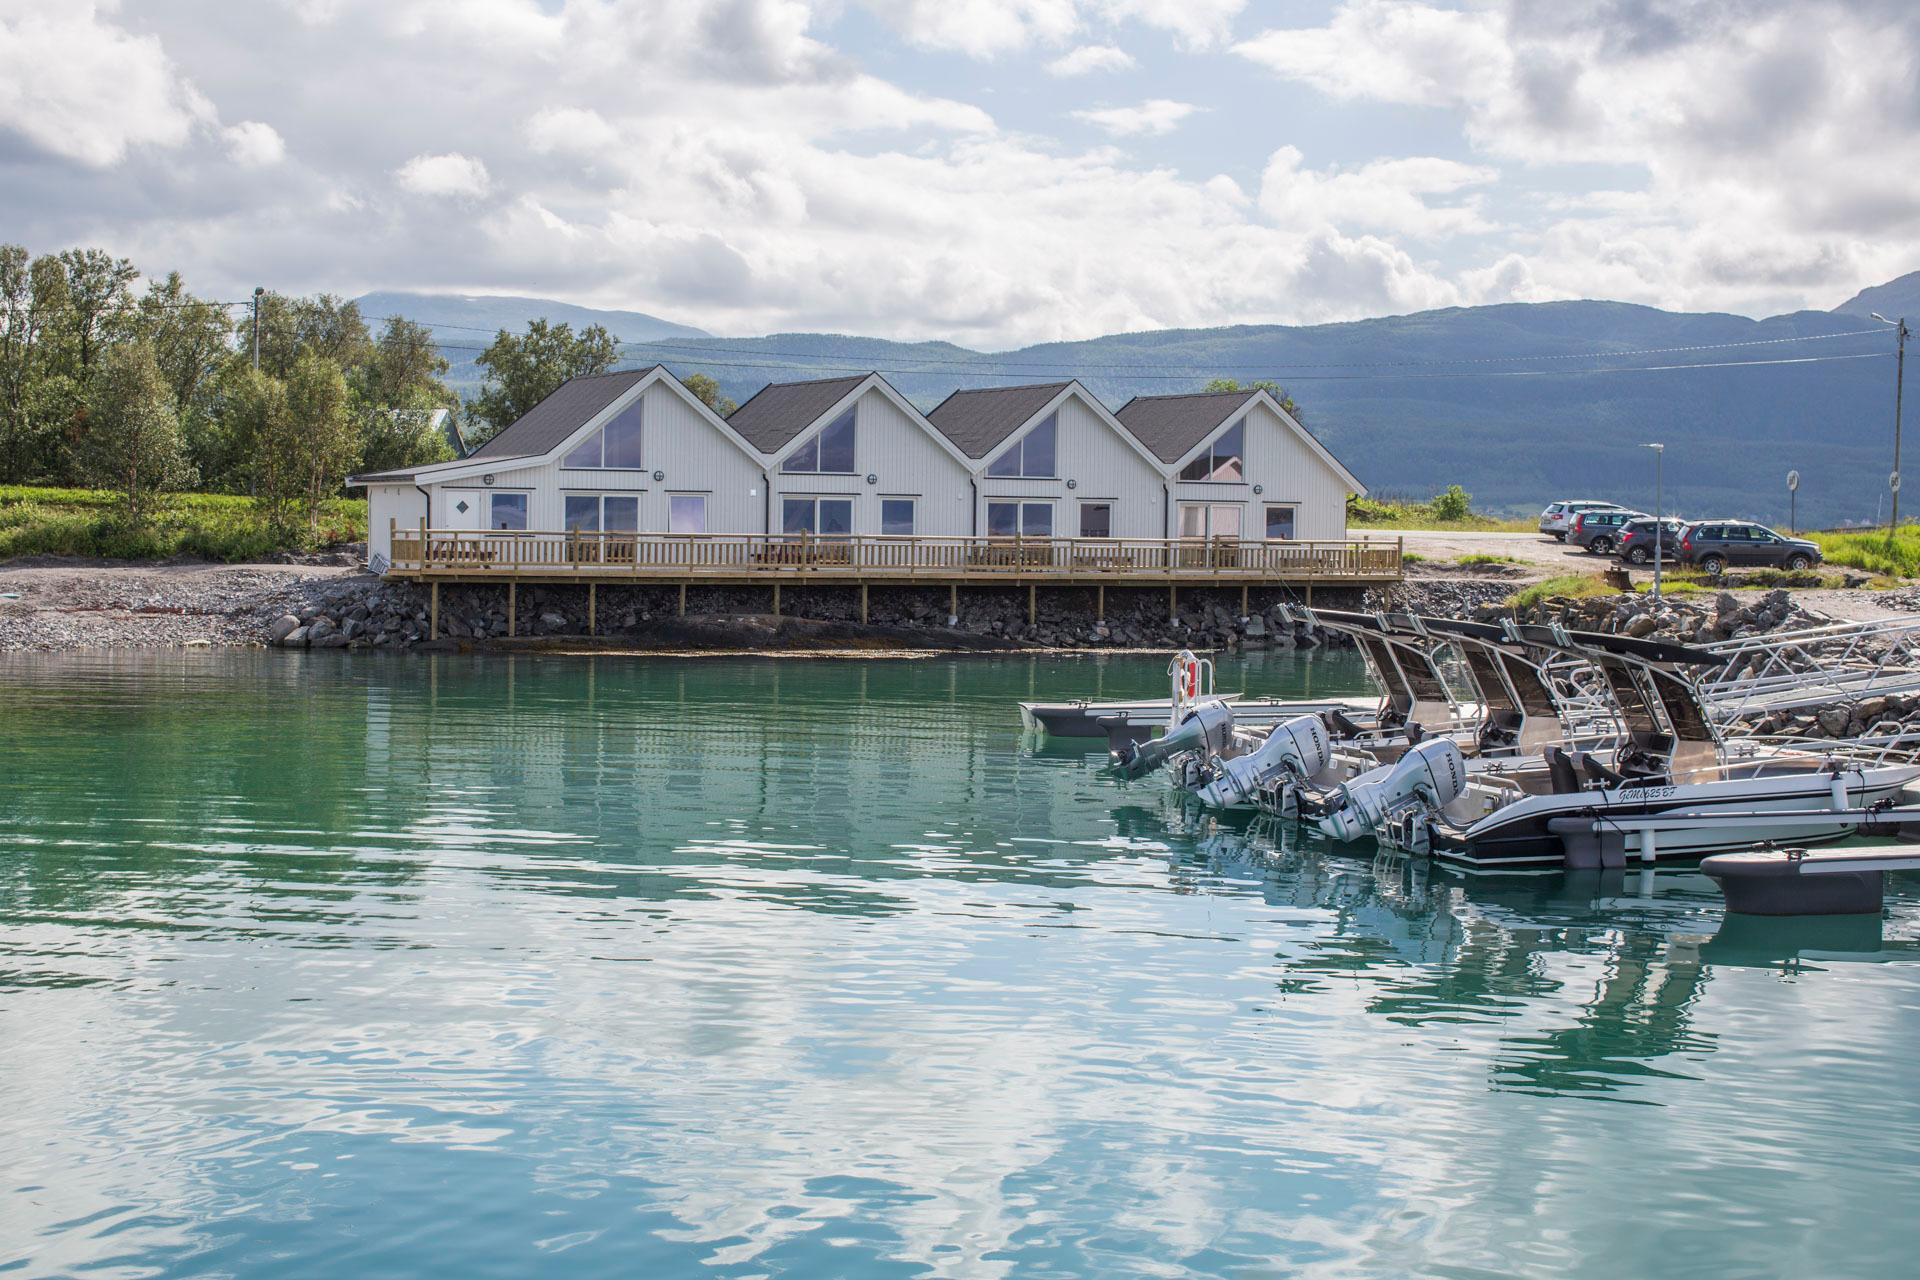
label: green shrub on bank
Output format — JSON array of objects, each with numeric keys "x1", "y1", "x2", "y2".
[
  {"x1": 1347, "y1": 490, "x2": 1532, "y2": 532},
  {"x1": 1457, "y1": 553, "x2": 1520, "y2": 566},
  {"x1": 1505, "y1": 574, "x2": 1616, "y2": 610},
  {"x1": 1811, "y1": 527, "x2": 1920, "y2": 578},
  {"x1": 0, "y1": 485, "x2": 366, "y2": 562}
]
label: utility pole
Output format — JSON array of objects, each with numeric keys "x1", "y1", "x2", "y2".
[
  {"x1": 1873, "y1": 313, "x2": 1908, "y2": 533},
  {"x1": 252, "y1": 286, "x2": 264, "y2": 371},
  {"x1": 1646, "y1": 443, "x2": 1665, "y2": 602}
]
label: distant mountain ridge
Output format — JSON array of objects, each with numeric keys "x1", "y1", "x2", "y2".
[
  {"x1": 366, "y1": 276, "x2": 1916, "y2": 529},
  {"x1": 353, "y1": 291, "x2": 709, "y2": 345},
  {"x1": 1831, "y1": 270, "x2": 1920, "y2": 321}
]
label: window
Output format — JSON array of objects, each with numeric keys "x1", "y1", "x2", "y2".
[
  {"x1": 1178, "y1": 503, "x2": 1241, "y2": 539},
  {"x1": 988, "y1": 501, "x2": 1052, "y2": 537},
  {"x1": 1179, "y1": 419, "x2": 1245, "y2": 482},
  {"x1": 782, "y1": 407, "x2": 856, "y2": 474},
  {"x1": 782, "y1": 497, "x2": 853, "y2": 536},
  {"x1": 562, "y1": 400, "x2": 644, "y2": 469},
  {"x1": 881, "y1": 499, "x2": 915, "y2": 535},
  {"x1": 489, "y1": 493, "x2": 528, "y2": 530},
  {"x1": 1079, "y1": 502, "x2": 1112, "y2": 538},
  {"x1": 1265, "y1": 505, "x2": 1296, "y2": 540},
  {"x1": 986, "y1": 413, "x2": 1057, "y2": 478},
  {"x1": 669, "y1": 495, "x2": 707, "y2": 534},
  {"x1": 564, "y1": 495, "x2": 641, "y2": 532}
]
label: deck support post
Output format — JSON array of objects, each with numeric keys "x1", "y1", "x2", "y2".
[
  {"x1": 588, "y1": 583, "x2": 596, "y2": 636},
  {"x1": 1241, "y1": 583, "x2": 1249, "y2": 616},
  {"x1": 1169, "y1": 583, "x2": 1177, "y2": 623},
  {"x1": 860, "y1": 582, "x2": 869, "y2": 625},
  {"x1": 508, "y1": 582, "x2": 516, "y2": 637},
  {"x1": 949, "y1": 583, "x2": 957, "y2": 618},
  {"x1": 430, "y1": 581, "x2": 439, "y2": 640},
  {"x1": 1305, "y1": 581, "x2": 1314, "y2": 608},
  {"x1": 772, "y1": 582, "x2": 781, "y2": 616},
  {"x1": 1028, "y1": 582, "x2": 1037, "y2": 626},
  {"x1": 678, "y1": 583, "x2": 687, "y2": 617},
  {"x1": 1096, "y1": 583, "x2": 1104, "y2": 621}
]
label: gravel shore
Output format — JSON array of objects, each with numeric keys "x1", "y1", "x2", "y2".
[{"x1": 0, "y1": 561, "x2": 364, "y2": 652}]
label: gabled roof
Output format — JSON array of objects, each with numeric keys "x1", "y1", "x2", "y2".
[
  {"x1": 1112, "y1": 388, "x2": 1259, "y2": 464},
  {"x1": 725, "y1": 374, "x2": 869, "y2": 452},
  {"x1": 925, "y1": 381, "x2": 1072, "y2": 459},
  {"x1": 467, "y1": 366, "x2": 660, "y2": 460}
]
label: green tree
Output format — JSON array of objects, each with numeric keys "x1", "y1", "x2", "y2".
[
  {"x1": 468, "y1": 319, "x2": 619, "y2": 442},
  {"x1": 57, "y1": 248, "x2": 139, "y2": 376},
  {"x1": 284, "y1": 352, "x2": 359, "y2": 532},
  {"x1": 1430, "y1": 484, "x2": 1472, "y2": 522},
  {"x1": 353, "y1": 316, "x2": 459, "y2": 473},
  {"x1": 250, "y1": 291, "x2": 374, "y2": 379},
  {"x1": 0, "y1": 247, "x2": 76, "y2": 482},
  {"x1": 1204, "y1": 377, "x2": 1306, "y2": 423},
  {"x1": 71, "y1": 341, "x2": 194, "y2": 519},
  {"x1": 682, "y1": 371, "x2": 737, "y2": 417}
]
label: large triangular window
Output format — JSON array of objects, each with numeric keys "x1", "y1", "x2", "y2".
[
  {"x1": 562, "y1": 399, "x2": 644, "y2": 469},
  {"x1": 1179, "y1": 418, "x2": 1244, "y2": 482},
  {"x1": 782, "y1": 407, "x2": 856, "y2": 474},
  {"x1": 986, "y1": 412, "x2": 1056, "y2": 478}
]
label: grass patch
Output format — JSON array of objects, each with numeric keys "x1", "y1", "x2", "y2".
[
  {"x1": 1810, "y1": 527, "x2": 1920, "y2": 578},
  {"x1": 1402, "y1": 551, "x2": 1428, "y2": 564},
  {"x1": 1347, "y1": 493, "x2": 1534, "y2": 533},
  {"x1": 1457, "y1": 553, "x2": 1521, "y2": 566},
  {"x1": 1634, "y1": 579, "x2": 1711, "y2": 595},
  {"x1": 1505, "y1": 573, "x2": 1618, "y2": 610},
  {"x1": 0, "y1": 485, "x2": 366, "y2": 563}
]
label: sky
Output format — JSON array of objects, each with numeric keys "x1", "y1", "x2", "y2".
[{"x1": 0, "y1": 0, "x2": 1916, "y2": 349}]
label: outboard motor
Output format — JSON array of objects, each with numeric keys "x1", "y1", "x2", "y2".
[
  {"x1": 1193, "y1": 715, "x2": 1333, "y2": 810},
  {"x1": 1110, "y1": 698, "x2": 1234, "y2": 780},
  {"x1": 1316, "y1": 737, "x2": 1467, "y2": 844}
]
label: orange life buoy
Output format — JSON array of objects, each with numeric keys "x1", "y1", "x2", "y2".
[{"x1": 1181, "y1": 661, "x2": 1199, "y2": 699}]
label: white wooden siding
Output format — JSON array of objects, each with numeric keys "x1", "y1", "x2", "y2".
[
  {"x1": 975, "y1": 392, "x2": 1166, "y2": 537},
  {"x1": 1169, "y1": 402, "x2": 1349, "y2": 540},
  {"x1": 768, "y1": 387, "x2": 972, "y2": 536}
]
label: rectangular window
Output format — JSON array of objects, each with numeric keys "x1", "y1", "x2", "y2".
[
  {"x1": 603, "y1": 496, "x2": 639, "y2": 532},
  {"x1": 1079, "y1": 502, "x2": 1112, "y2": 538},
  {"x1": 782, "y1": 407, "x2": 857, "y2": 474},
  {"x1": 669, "y1": 495, "x2": 707, "y2": 534},
  {"x1": 781, "y1": 497, "x2": 854, "y2": 536},
  {"x1": 489, "y1": 493, "x2": 528, "y2": 531},
  {"x1": 988, "y1": 500, "x2": 1052, "y2": 536},
  {"x1": 1265, "y1": 505, "x2": 1296, "y2": 540},
  {"x1": 564, "y1": 495, "x2": 600, "y2": 532},
  {"x1": 1179, "y1": 419, "x2": 1246, "y2": 482},
  {"x1": 986, "y1": 413, "x2": 1058, "y2": 478},
  {"x1": 881, "y1": 498, "x2": 915, "y2": 536},
  {"x1": 1179, "y1": 502, "x2": 1242, "y2": 539}
]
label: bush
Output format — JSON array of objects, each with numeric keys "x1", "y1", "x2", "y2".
[
  {"x1": 0, "y1": 485, "x2": 365, "y2": 562},
  {"x1": 1430, "y1": 484, "x2": 1472, "y2": 522},
  {"x1": 1504, "y1": 574, "x2": 1617, "y2": 610}
]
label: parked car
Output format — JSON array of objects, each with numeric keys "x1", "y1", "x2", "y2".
[
  {"x1": 1568, "y1": 508, "x2": 1649, "y2": 555},
  {"x1": 1613, "y1": 517, "x2": 1688, "y2": 565},
  {"x1": 1539, "y1": 500, "x2": 1626, "y2": 541},
  {"x1": 1678, "y1": 521, "x2": 1823, "y2": 574}
]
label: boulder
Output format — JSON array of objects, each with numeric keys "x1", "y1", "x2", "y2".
[
  {"x1": 314, "y1": 632, "x2": 350, "y2": 648},
  {"x1": 267, "y1": 614, "x2": 300, "y2": 644},
  {"x1": 279, "y1": 626, "x2": 310, "y2": 649},
  {"x1": 1817, "y1": 706, "x2": 1852, "y2": 736}
]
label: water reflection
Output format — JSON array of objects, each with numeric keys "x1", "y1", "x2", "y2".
[{"x1": 5, "y1": 649, "x2": 1920, "y2": 1278}]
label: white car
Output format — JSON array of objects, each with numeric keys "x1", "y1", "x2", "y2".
[{"x1": 1539, "y1": 500, "x2": 1625, "y2": 541}]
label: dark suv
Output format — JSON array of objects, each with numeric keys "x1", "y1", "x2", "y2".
[
  {"x1": 1567, "y1": 508, "x2": 1647, "y2": 555},
  {"x1": 1678, "y1": 521, "x2": 1822, "y2": 574},
  {"x1": 1613, "y1": 518, "x2": 1687, "y2": 565}
]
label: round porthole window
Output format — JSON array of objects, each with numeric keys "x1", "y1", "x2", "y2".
[
  {"x1": 653, "y1": 470, "x2": 666, "y2": 482},
  {"x1": 1066, "y1": 479, "x2": 1077, "y2": 490},
  {"x1": 482, "y1": 473, "x2": 495, "y2": 486},
  {"x1": 1252, "y1": 484, "x2": 1264, "y2": 495}
]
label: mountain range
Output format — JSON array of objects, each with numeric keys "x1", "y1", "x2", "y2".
[{"x1": 357, "y1": 272, "x2": 1919, "y2": 528}]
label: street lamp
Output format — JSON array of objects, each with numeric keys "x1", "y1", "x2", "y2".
[
  {"x1": 1645, "y1": 443, "x2": 1665, "y2": 602},
  {"x1": 1872, "y1": 312, "x2": 1909, "y2": 534}
]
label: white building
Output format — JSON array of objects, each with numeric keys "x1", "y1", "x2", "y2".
[
  {"x1": 1113, "y1": 387, "x2": 1363, "y2": 542},
  {"x1": 351, "y1": 368, "x2": 1366, "y2": 567}
]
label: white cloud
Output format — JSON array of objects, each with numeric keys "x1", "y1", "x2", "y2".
[
  {"x1": 523, "y1": 106, "x2": 623, "y2": 156},
  {"x1": 0, "y1": 1, "x2": 213, "y2": 167},
  {"x1": 222, "y1": 120, "x2": 286, "y2": 167},
  {"x1": 1259, "y1": 146, "x2": 1498, "y2": 240},
  {"x1": 394, "y1": 152, "x2": 493, "y2": 198},
  {"x1": 1094, "y1": 0, "x2": 1245, "y2": 51},
  {"x1": 1071, "y1": 98, "x2": 1202, "y2": 137},
  {"x1": 1045, "y1": 43, "x2": 1134, "y2": 76},
  {"x1": 859, "y1": 0, "x2": 1078, "y2": 58}
]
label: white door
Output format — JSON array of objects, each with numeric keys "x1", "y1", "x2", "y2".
[{"x1": 443, "y1": 491, "x2": 483, "y2": 530}]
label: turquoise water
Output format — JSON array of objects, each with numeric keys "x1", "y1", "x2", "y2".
[{"x1": 4, "y1": 648, "x2": 1920, "y2": 1278}]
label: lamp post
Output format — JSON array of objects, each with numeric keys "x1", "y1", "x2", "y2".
[
  {"x1": 1645, "y1": 443, "x2": 1665, "y2": 602},
  {"x1": 1872, "y1": 312, "x2": 1908, "y2": 533}
]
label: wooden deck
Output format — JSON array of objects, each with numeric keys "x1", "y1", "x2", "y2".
[{"x1": 382, "y1": 529, "x2": 1404, "y2": 586}]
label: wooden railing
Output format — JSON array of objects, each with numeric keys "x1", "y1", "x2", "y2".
[{"x1": 384, "y1": 530, "x2": 1403, "y2": 581}]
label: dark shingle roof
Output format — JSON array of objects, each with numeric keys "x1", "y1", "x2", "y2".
[
  {"x1": 725, "y1": 374, "x2": 869, "y2": 452},
  {"x1": 1113, "y1": 388, "x2": 1258, "y2": 464},
  {"x1": 925, "y1": 382, "x2": 1071, "y2": 459},
  {"x1": 467, "y1": 366, "x2": 659, "y2": 461}
]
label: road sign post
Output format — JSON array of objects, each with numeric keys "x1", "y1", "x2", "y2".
[{"x1": 1787, "y1": 469, "x2": 1799, "y2": 534}]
